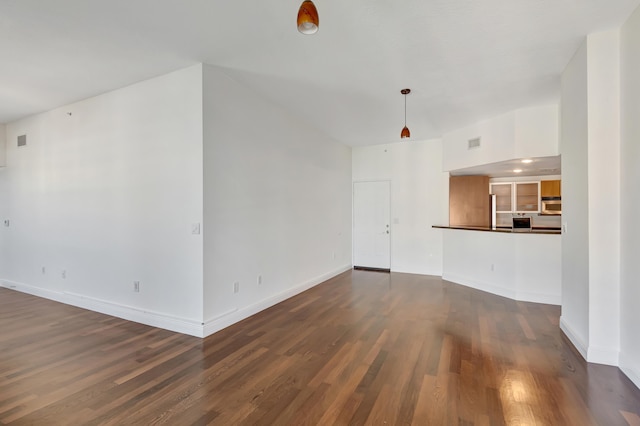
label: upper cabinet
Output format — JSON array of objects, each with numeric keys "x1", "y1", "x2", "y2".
[
  {"x1": 540, "y1": 180, "x2": 561, "y2": 197},
  {"x1": 490, "y1": 181, "x2": 540, "y2": 213},
  {"x1": 490, "y1": 182, "x2": 513, "y2": 212},
  {"x1": 515, "y1": 182, "x2": 540, "y2": 212},
  {"x1": 443, "y1": 105, "x2": 559, "y2": 172}
]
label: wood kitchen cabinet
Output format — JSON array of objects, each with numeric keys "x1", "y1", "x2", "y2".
[
  {"x1": 515, "y1": 182, "x2": 540, "y2": 212},
  {"x1": 449, "y1": 175, "x2": 490, "y2": 227},
  {"x1": 541, "y1": 180, "x2": 561, "y2": 198},
  {"x1": 490, "y1": 181, "x2": 540, "y2": 213}
]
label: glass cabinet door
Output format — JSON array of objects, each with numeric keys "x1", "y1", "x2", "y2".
[
  {"x1": 515, "y1": 182, "x2": 540, "y2": 212},
  {"x1": 490, "y1": 183, "x2": 512, "y2": 212}
]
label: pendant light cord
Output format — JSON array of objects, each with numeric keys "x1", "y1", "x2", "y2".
[{"x1": 404, "y1": 94, "x2": 407, "y2": 127}]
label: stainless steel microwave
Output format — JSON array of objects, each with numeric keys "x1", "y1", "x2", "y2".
[{"x1": 541, "y1": 197, "x2": 562, "y2": 215}]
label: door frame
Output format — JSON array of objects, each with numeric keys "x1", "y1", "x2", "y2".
[{"x1": 352, "y1": 180, "x2": 392, "y2": 271}]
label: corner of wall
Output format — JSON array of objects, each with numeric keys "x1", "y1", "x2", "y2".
[
  {"x1": 560, "y1": 316, "x2": 588, "y2": 360},
  {"x1": 587, "y1": 345, "x2": 620, "y2": 367},
  {"x1": 619, "y1": 351, "x2": 640, "y2": 390}
]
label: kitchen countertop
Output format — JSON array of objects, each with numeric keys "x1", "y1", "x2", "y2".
[{"x1": 432, "y1": 225, "x2": 561, "y2": 235}]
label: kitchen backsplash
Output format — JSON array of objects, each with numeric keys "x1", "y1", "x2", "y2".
[{"x1": 496, "y1": 213, "x2": 561, "y2": 228}]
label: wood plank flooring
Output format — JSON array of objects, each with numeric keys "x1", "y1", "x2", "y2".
[{"x1": 1, "y1": 270, "x2": 639, "y2": 425}]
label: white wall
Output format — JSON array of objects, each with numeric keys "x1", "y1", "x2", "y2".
[
  {"x1": 0, "y1": 124, "x2": 6, "y2": 278},
  {"x1": 352, "y1": 140, "x2": 449, "y2": 276},
  {"x1": 442, "y1": 230, "x2": 561, "y2": 304},
  {"x1": 620, "y1": 5, "x2": 640, "y2": 389},
  {"x1": 201, "y1": 65, "x2": 352, "y2": 335},
  {"x1": 559, "y1": 41, "x2": 590, "y2": 358},
  {"x1": 0, "y1": 65, "x2": 205, "y2": 335},
  {"x1": 443, "y1": 111, "x2": 515, "y2": 171},
  {"x1": 443, "y1": 105, "x2": 559, "y2": 172},
  {"x1": 0, "y1": 123, "x2": 6, "y2": 166},
  {"x1": 586, "y1": 30, "x2": 621, "y2": 366},
  {"x1": 514, "y1": 105, "x2": 560, "y2": 159}
]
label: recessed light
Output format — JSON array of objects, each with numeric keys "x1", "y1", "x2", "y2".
[
  {"x1": 521, "y1": 159, "x2": 533, "y2": 164},
  {"x1": 513, "y1": 169, "x2": 523, "y2": 173}
]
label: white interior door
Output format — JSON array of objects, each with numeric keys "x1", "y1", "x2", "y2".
[{"x1": 353, "y1": 181, "x2": 390, "y2": 270}]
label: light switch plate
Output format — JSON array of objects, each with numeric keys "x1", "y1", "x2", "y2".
[{"x1": 191, "y1": 223, "x2": 201, "y2": 235}]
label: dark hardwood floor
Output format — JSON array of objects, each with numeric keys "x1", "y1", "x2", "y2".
[{"x1": 1, "y1": 270, "x2": 639, "y2": 425}]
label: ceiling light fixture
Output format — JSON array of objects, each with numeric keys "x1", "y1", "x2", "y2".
[
  {"x1": 401, "y1": 88, "x2": 411, "y2": 139},
  {"x1": 513, "y1": 169, "x2": 523, "y2": 173},
  {"x1": 297, "y1": 1, "x2": 319, "y2": 34},
  {"x1": 522, "y1": 159, "x2": 533, "y2": 164}
]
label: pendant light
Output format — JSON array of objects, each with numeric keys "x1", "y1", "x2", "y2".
[
  {"x1": 401, "y1": 88, "x2": 411, "y2": 139},
  {"x1": 297, "y1": 1, "x2": 319, "y2": 34}
]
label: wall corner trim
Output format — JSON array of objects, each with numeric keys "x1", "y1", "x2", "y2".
[
  {"x1": 587, "y1": 345, "x2": 620, "y2": 367},
  {"x1": 619, "y1": 351, "x2": 640, "y2": 391},
  {"x1": 559, "y1": 316, "x2": 588, "y2": 360}
]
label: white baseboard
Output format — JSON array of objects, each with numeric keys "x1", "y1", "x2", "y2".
[
  {"x1": 1, "y1": 280, "x2": 204, "y2": 337},
  {"x1": 559, "y1": 316, "x2": 588, "y2": 360},
  {"x1": 391, "y1": 266, "x2": 443, "y2": 277},
  {"x1": 203, "y1": 264, "x2": 352, "y2": 337},
  {"x1": 442, "y1": 273, "x2": 561, "y2": 305},
  {"x1": 443, "y1": 273, "x2": 517, "y2": 300},
  {"x1": 3, "y1": 264, "x2": 352, "y2": 339},
  {"x1": 587, "y1": 345, "x2": 620, "y2": 366},
  {"x1": 620, "y1": 351, "x2": 640, "y2": 391}
]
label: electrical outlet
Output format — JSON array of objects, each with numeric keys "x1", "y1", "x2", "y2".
[
  {"x1": 257, "y1": 275, "x2": 262, "y2": 285},
  {"x1": 61, "y1": 270, "x2": 66, "y2": 279},
  {"x1": 233, "y1": 282, "x2": 240, "y2": 293},
  {"x1": 133, "y1": 281, "x2": 140, "y2": 292}
]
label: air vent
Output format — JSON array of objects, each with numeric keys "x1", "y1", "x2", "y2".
[
  {"x1": 468, "y1": 137, "x2": 481, "y2": 150},
  {"x1": 17, "y1": 135, "x2": 27, "y2": 147}
]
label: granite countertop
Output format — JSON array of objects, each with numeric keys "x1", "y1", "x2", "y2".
[{"x1": 432, "y1": 225, "x2": 561, "y2": 235}]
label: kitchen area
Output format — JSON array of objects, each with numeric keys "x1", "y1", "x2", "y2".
[
  {"x1": 434, "y1": 104, "x2": 562, "y2": 305},
  {"x1": 439, "y1": 161, "x2": 562, "y2": 234}
]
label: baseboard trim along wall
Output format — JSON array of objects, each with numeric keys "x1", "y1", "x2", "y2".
[
  {"x1": 559, "y1": 316, "x2": 588, "y2": 360},
  {"x1": 1, "y1": 280, "x2": 204, "y2": 337},
  {"x1": 442, "y1": 273, "x2": 562, "y2": 305},
  {"x1": 2, "y1": 264, "x2": 352, "y2": 339},
  {"x1": 619, "y1": 352, "x2": 640, "y2": 390},
  {"x1": 203, "y1": 264, "x2": 352, "y2": 337},
  {"x1": 587, "y1": 345, "x2": 620, "y2": 367}
]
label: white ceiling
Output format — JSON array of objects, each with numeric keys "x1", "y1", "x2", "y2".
[
  {"x1": 449, "y1": 155, "x2": 561, "y2": 178},
  {"x1": 1, "y1": 0, "x2": 638, "y2": 146}
]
